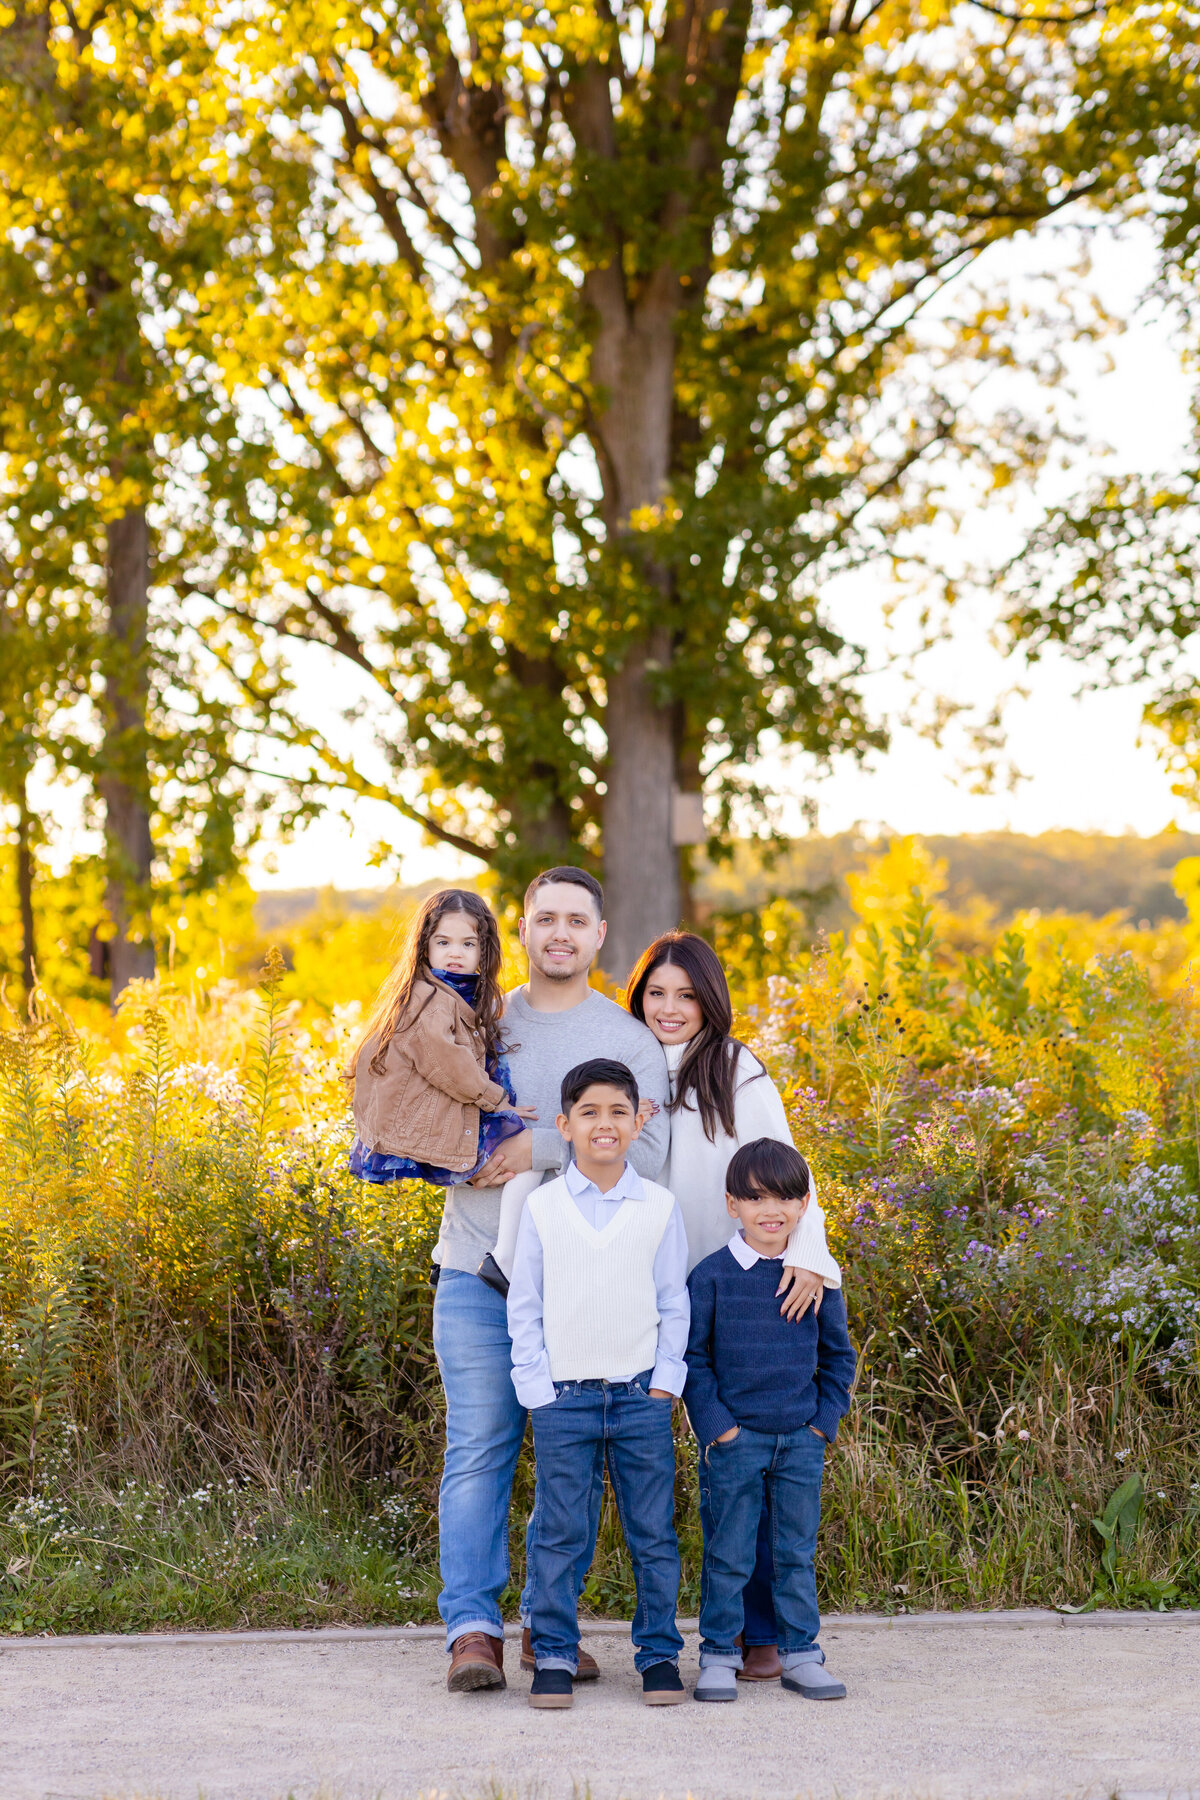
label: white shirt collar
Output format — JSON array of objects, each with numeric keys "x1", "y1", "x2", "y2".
[
  {"x1": 564, "y1": 1159, "x2": 644, "y2": 1203},
  {"x1": 728, "y1": 1229, "x2": 784, "y2": 1268}
]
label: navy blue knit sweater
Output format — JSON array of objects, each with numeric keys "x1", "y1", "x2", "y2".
[{"x1": 683, "y1": 1244, "x2": 857, "y2": 1447}]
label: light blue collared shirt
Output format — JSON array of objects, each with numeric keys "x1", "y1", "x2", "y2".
[{"x1": 507, "y1": 1160, "x2": 691, "y2": 1410}]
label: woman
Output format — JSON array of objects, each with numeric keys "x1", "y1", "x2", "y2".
[{"x1": 627, "y1": 930, "x2": 841, "y2": 1681}]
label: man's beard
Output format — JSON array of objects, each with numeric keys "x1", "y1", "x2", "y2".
[{"x1": 534, "y1": 949, "x2": 580, "y2": 981}]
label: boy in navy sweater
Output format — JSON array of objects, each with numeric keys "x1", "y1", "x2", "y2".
[{"x1": 684, "y1": 1138, "x2": 856, "y2": 1704}]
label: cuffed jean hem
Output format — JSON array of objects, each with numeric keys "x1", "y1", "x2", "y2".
[
  {"x1": 443, "y1": 1615, "x2": 504, "y2": 1654},
  {"x1": 535, "y1": 1655, "x2": 578, "y2": 1674},
  {"x1": 633, "y1": 1645, "x2": 683, "y2": 1675},
  {"x1": 698, "y1": 1648, "x2": 743, "y2": 1669}
]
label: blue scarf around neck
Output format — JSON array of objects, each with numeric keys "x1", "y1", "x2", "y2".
[{"x1": 430, "y1": 967, "x2": 479, "y2": 1007}]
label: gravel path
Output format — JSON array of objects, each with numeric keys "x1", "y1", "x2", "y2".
[{"x1": 3, "y1": 1620, "x2": 1199, "y2": 1800}]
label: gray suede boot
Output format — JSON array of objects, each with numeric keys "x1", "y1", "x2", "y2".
[
  {"x1": 694, "y1": 1663, "x2": 739, "y2": 1703},
  {"x1": 780, "y1": 1647, "x2": 846, "y2": 1700}
]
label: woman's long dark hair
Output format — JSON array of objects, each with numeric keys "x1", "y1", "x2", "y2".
[
  {"x1": 627, "y1": 931, "x2": 759, "y2": 1141},
  {"x1": 352, "y1": 888, "x2": 506, "y2": 1077}
]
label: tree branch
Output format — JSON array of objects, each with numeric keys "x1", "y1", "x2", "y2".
[
  {"x1": 288, "y1": 741, "x2": 496, "y2": 864},
  {"x1": 968, "y1": 0, "x2": 1106, "y2": 22},
  {"x1": 959, "y1": 176, "x2": 1102, "y2": 225},
  {"x1": 321, "y1": 78, "x2": 467, "y2": 276},
  {"x1": 268, "y1": 378, "x2": 356, "y2": 498},
  {"x1": 807, "y1": 416, "x2": 958, "y2": 560},
  {"x1": 191, "y1": 620, "x2": 496, "y2": 863},
  {"x1": 188, "y1": 588, "x2": 401, "y2": 701}
]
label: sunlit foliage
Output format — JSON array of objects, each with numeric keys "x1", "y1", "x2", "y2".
[{"x1": 1, "y1": 851, "x2": 1199, "y2": 1630}]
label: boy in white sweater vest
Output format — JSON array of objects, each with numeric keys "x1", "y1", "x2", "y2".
[{"x1": 508, "y1": 1057, "x2": 690, "y2": 1710}]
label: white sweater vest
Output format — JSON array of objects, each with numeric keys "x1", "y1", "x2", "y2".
[{"x1": 529, "y1": 1175, "x2": 676, "y2": 1382}]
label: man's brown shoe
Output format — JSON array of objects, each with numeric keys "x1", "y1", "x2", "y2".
[
  {"x1": 520, "y1": 1626, "x2": 599, "y2": 1680},
  {"x1": 447, "y1": 1631, "x2": 506, "y2": 1692},
  {"x1": 738, "y1": 1641, "x2": 783, "y2": 1681}
]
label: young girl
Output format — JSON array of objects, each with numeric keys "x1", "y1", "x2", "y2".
[
  {"x1": 626, "y1": 929, "x2": 841, "y2": 1681},
  {"x1": 348, "y1": 890, "x2": 536, "y2": 1208}
]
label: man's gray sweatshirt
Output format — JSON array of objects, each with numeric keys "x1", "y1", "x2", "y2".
[{"x1": 435, "y1": 985, "x2": 670, "y2": 1274}]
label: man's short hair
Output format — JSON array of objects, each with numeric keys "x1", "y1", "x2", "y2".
[
  {"x1": 523, "y1": 865, "x2": 604, "y2": 920},
  {"x1": 560, "y1": 1057, "x2": 639, "y2": 1113},
  {"x1": 726, "y1": 1138, "x2": 811, "y2": 1201}
]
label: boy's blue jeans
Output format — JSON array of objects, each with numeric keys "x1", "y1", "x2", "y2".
[
  {"x1": 432, "y1": 1269, "x2": 600, "y2": 1649},
  {"x1": 527, "y1": 1374, "x2": 684, "y2": 1674},
  {"x1": 699, "y1": 1423, "x2": 826, "y2": 1660},
  {"x1": 697, "y1": 1455, "x2": 777, "y2": 1646}
]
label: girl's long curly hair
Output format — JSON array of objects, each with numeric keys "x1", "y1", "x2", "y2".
[
  {"x1": 627, "y1": 931, "x2": 762, "y2": 1141},
  {"x1": 352, "y1": 888, "x2": 507, "y2": 1078}
]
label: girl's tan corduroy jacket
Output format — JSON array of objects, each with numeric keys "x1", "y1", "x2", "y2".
[{"x1": 351, "y1": 974, "x2": 509, "y2": 1172}]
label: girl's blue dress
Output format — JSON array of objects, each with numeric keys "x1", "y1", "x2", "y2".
[{"x1": 349, "y1": 969, "x2": 525, "y2": 1186}]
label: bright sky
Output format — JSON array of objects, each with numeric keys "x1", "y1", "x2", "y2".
[{"x1": 246, "y1": 221, "x2": 1197, "y2": 891}]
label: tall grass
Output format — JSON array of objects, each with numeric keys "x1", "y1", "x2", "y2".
[
  {"x1": 2, "y1": 851, "x2": 1200, "y2": 1632},
  {"x1": 0, "y1": 965, "x2": 447, "y2": 1630}
]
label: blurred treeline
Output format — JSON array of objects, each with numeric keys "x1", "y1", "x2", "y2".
[
  {"x1": 258, "y1": 831, "x2": 1200, "y2": 937},
  {"x1": 701, "y1": 831, "x2": 1200, "y2": 932},
  {"x1": 9, "y1": 828, "x2": 1200, "y2": 1022}
]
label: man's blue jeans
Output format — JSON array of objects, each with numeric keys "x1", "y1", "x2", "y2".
[
  {"x1": 527, "y1": 1374, "x2": 684, "y2": 1674},
  {"x1": 432, "y1": 1270, "x2": 527, "y2": 1648},
  {"x1": 699, "y1": 1424, "x2": 825, "y2": 1659},
  {"x1": 697, "y1": 1453, "x2": 777, "y2": 1646},
  {"x1": 432, "y1": 1270, "x2": 601, "y2": 1651}
]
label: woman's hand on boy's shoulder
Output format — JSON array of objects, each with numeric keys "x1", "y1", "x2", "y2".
[{"x1": 776, "y1": 1266, "x2": 823, "y2": 1321}]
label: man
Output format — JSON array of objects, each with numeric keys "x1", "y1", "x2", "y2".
[{"x1": 432, "y1": 866, "x2": 670, "y2": 1694}]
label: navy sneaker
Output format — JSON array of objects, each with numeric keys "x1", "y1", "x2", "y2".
[
  {"x1": 642, "y1": 1661, "x2": 686, "y2": 1705},
  {"x1": 529, "y1": 1667, "x2": 574, "y2": 1709}
]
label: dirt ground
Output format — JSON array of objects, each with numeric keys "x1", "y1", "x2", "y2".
[{"x1": 3, "y1": 1619, "x2": 1200, "y2": 1800}]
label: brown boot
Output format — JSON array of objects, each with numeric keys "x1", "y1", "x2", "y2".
[
  {"x1": 738, "y1": 1641, "x2": 783, "y2": 1681},
  {"x1": 520, "y1": 1626, "x2": 599, "y2": 1681},
  {"x1": 448, "y1": 1631, "x2": 506, "y2": 1692}
]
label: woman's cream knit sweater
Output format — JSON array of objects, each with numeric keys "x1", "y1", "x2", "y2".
[{"x1": 660, "y1": 1040, "x2": 842, "y2": 1282}]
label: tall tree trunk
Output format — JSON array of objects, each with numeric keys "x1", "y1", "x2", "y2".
[
  {"x1": 507, "y1": 795, "x2": 574, "y2": 869},
  {"x1": 501, "y1": 644, "x2": 578, "y2": 892},
  {"x1": 100, "y1": 506, "x2": 155, "y2": 999},
  {"x1": 16, "y1": 772, "x2": 36, "y2": 996},
  {"x1": 673, "y1": 711, "x2": 705, "y2": 929},
  {"x1": 604, "y1": 630, "x2": 680, "y2": 978},
  {"x1": 591, "y1": 273, "x2": 682, "y2": 976}
]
